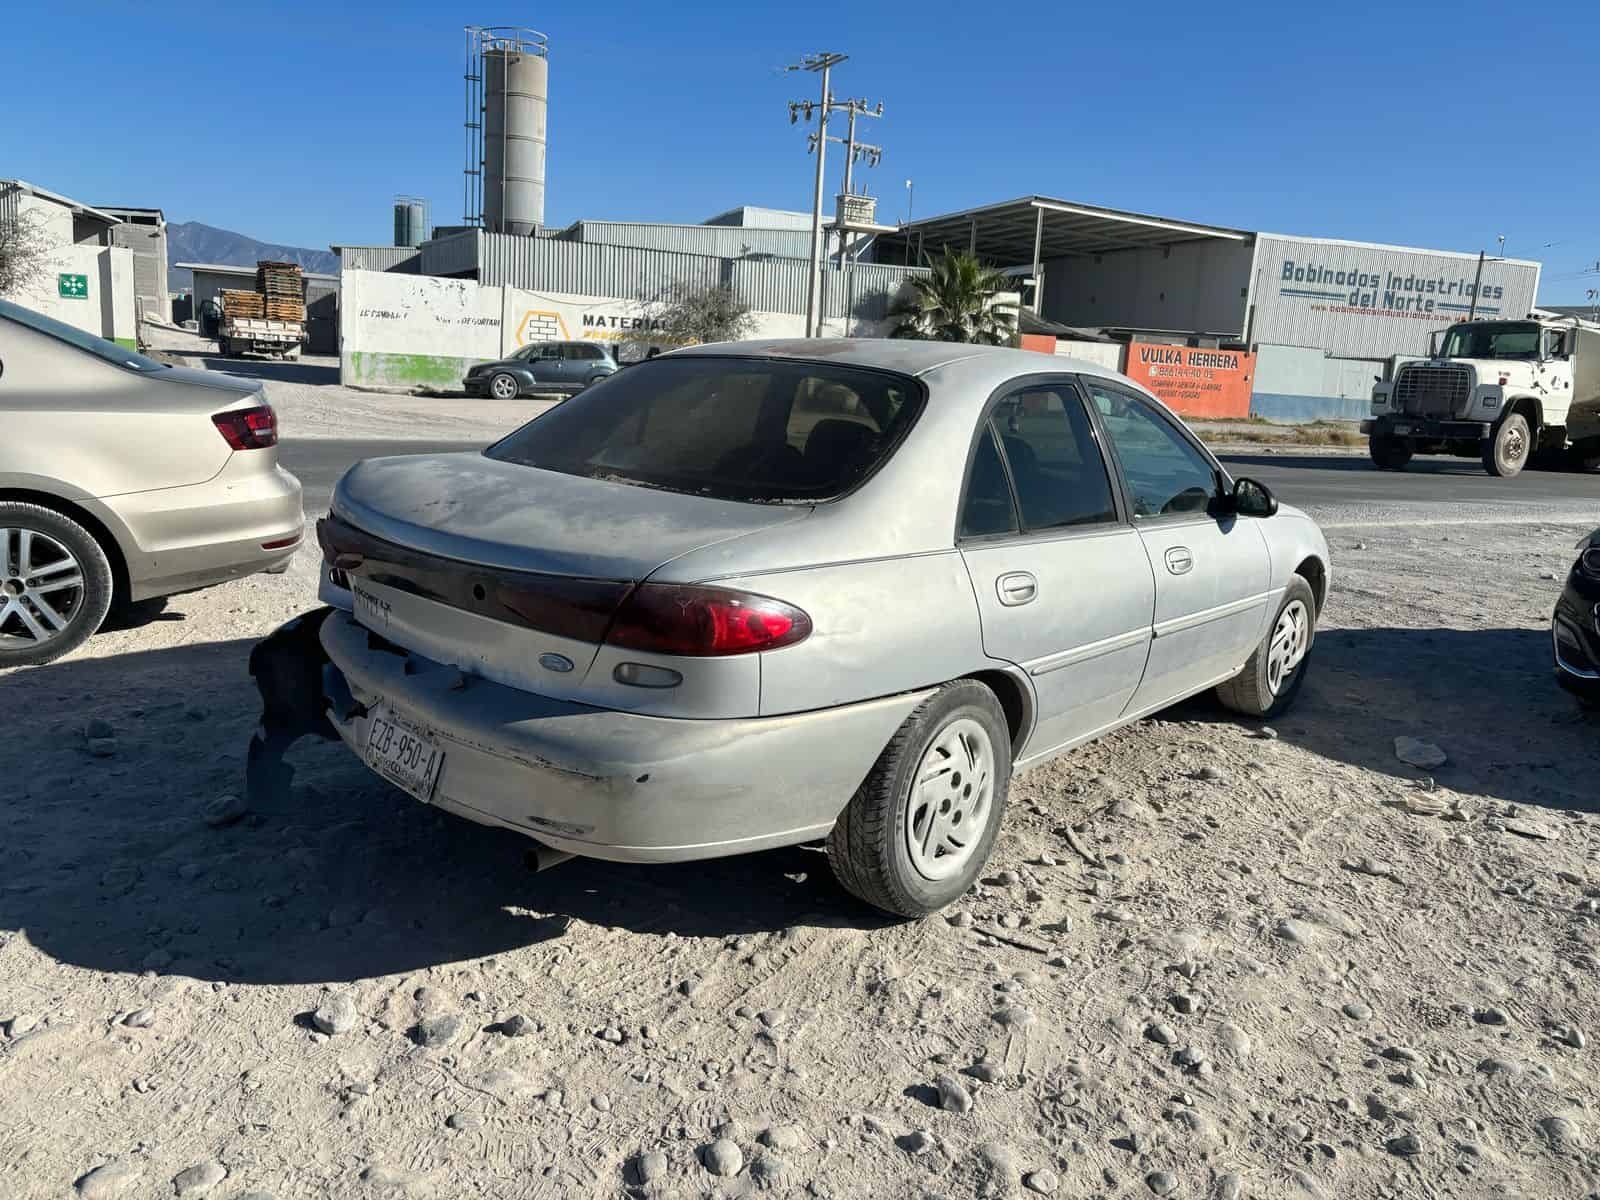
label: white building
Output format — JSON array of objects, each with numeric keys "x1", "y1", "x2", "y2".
[{"x1": 0, "y1": 179, "x2": 137, "y2": 347}]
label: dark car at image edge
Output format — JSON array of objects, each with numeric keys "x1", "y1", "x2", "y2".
[
  {"x1": 463, "y1": 340, "x2": 618, "y2": 399},
  {"x1": 1553, "y1": 530, "x2": 1600, "y2": 706}
]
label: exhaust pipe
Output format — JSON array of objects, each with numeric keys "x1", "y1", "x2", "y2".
[{"x1": 524, "y1": 843, "x2": 576, "y2": 873}]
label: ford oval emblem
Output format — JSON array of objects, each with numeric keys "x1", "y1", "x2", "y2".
[{"x1": 539, "y1": 652, "x2": 575, "y2": 674}]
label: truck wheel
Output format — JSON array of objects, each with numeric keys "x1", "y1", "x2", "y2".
[
  {"x1": 1483, "y1": 412, "x2": 1530, "y2": 477},
  {"x1": 0, "y1": 503, "x2": 116, "y2": 668},
  {"x1": 1369, "y1": 436, "x2": 1412, "y2": 470},
  {"x1": 489, "y1": 372, "x2": 520, "y2": 400},
  {"x1": 827, "y1": 680, "x2": 1011, "y2": 918},
  {"x1": 1216, "y1": 575, "x2": 1316, "y2": 720}
]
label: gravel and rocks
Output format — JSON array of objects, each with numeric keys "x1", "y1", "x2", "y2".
[
  {"x1": 5, "y1": 409, "x2": 1600, "y2": 1199},
  {"x1": 701, "y1": 1137, "x2": 743, "y2": 1177}
]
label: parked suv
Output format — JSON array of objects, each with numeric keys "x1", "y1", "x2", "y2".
[{"x1": 463, "y1": 341, "x2": 618, "y2": 399}]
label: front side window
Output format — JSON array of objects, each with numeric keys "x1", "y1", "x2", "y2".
[
  {"x1": 1085, "y1": 381, "x2": 1218, "y2": 519},
  {"x1": 486, "y1": 356, "x2": 922, "y2": 503},
  {"x1": 986, "y1": 387, "x2": 1117, "y2": 531}
]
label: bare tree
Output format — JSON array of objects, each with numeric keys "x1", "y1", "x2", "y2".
[
  {"x1": 617, "y1": 283, "x2": 757, "y2": 361},
  {"x1": 0, "y1": 210, "x2": 53, "y2": 299}
]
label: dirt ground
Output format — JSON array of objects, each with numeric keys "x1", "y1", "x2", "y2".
[{"x1": 5, "y1": 346, "x2": 1600, "y2": 1198}]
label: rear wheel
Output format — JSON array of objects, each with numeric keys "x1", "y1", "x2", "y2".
[
  {"x1": 1483, "y1": 412, "x2": 1530, "y2": 477},
  {"x1": 489, "y1": 372, "x2": 519, "y2": 400},
  {"x1": 0, "y1": 503, "x2": 115, "y2": 668},
  {"x1": 1369, "y1": 435, "x2": 1413, "y2": 471},
  {"x1": 1216, "y1": 575, "x2": 1316, "y2": 719},
  {"x1": 827, "y1": 680, "x2": 1010, "y2": 917}
]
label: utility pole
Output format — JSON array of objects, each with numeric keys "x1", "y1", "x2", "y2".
[{"x1": 786, "y1": 52, "x2": 846, "y2": 339}]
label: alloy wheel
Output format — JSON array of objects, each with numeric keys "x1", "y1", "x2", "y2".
[
  {"x1": 0, "y1": 527, "x2": 84, "y2": 648},
  {"x1": 905, "y1": 718, "x2": 994, "y2": 881}
]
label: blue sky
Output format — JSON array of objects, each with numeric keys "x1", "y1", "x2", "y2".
[{"x1": 5, "y1": 0, "x2": 1596, "y2": 301}]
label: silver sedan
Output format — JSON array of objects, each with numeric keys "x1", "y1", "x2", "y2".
[
  {"x1": 253, "y1": 340, "x2": 1329, "y2": 916},
  {"x1": 0, "y1": 299, "x2": 304, "y2": 667}
]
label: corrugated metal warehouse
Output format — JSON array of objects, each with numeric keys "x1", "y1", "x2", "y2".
[
  {"x1": 882, "y1": 196, "x2": 1543, "y2": 421},
  {"x1": 97, "y1": 205, "x2": 170, "y2": 323}
]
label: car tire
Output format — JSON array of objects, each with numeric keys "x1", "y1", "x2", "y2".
[
  {"x1": 1369, "y1": 436, "x2": 1412, "y2": 471},
  {"x1": 0, "y1": 502, "x2": 115, "y2": 668},
  {"x1": 489, "y1": 372, "x2": 520, "y2": 400},
  {"x1": 1483, "y1": 412, "x2": 1530, "y2": 477},
  {"x1": 1215, "y1": 575, "x2": 1316, "y2": 720},
  {"x1": 827, "y1": 679, "x2": 1011, "y2": 918}
]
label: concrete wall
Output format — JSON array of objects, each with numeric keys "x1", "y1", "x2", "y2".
[
  {"x1": 1248, "y1": 234, "x2": 1542, "y2": 359},
  {"x1": 1250, "y1": 343, "x2": 1385, "y2": 423},
  {"x1": 107, "y1": 220, "x2": 169, "y2": 322},
  {"x1": 339, "y1": 267, "x2": 892, "y2": 390},
  {"x1": 11, "y1": 244, "x2": 136, "y2": 348},
  {"x1": 1041, "y1": 238, "x2": 1253, "y2": 336}
]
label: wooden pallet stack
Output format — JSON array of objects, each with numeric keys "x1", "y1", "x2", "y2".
[
  {"x1": 255, "y1": 260, "x2": 305, "y2": 322},
  {"x1": 220, "y1": 289, "x2": 265, "y2": 320}
]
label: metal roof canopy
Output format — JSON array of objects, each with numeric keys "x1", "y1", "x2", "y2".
[
  {"x1": 175, "y1": 261, "x2": 338, "y2": 283},
  {"x1": 890, "y1": 195, "x2": 1250, "y2": 265}
]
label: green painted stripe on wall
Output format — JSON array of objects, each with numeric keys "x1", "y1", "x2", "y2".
[
  {"x1": 113, "y1": 337, "x2": 137, "y2": 351},
  {"x1": 345, "y1": 351, "x2": 471, "y2": 389}
]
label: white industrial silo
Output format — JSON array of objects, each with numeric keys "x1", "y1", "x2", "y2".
[{"x1": 474, "y1": 28, "x2": 547, "y2": 235}]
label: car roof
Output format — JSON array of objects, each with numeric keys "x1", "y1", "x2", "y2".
[{"x1": 670, "y1": 337, "x2": 1129, "y2": 387}]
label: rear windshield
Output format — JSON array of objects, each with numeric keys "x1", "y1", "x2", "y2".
[
  {"x1": 0, "y1": 297, "x2": 165, "y2": 372},
  {"x1": 485, "y1": 356, "x2": 924, "y2": 503}
]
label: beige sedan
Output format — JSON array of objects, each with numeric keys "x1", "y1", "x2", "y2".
[{"x1": 0, "y1": 299, "x2": 303, "y2": 666}]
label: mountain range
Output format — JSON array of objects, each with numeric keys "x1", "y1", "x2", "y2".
[{"x1": 167, "y1": 222, "x2": 339, "y2": 290}]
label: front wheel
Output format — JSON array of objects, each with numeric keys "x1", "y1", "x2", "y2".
[
  {"x1": 1369, "y1": 435, "x2": 1413, "y2": 471},
  {"x1": 827, "y1": 680, "x2": 1011, "y2": 917},
  {"x1": 1216, "y1": 575, "x2": 1316, "y2": 719},
  {"x1": 1483, "y1": 412, "x2": 1530, "y2": 477},
  {"x1": 488, "y1": 372, "x2": 520, "y2": 400},
  {"x1": 0, "y1": 503, "x2": 115, "y2": 668}
]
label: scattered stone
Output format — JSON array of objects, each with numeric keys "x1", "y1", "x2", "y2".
[
  {"x1": 1386, "y1": 1133, "x2": 1422, "y2": 1156},
  {"x1": 598, "y1": 1025, "x2": 625, "y2": 1044},
  {"x1": 591, "y1": 1095, "x2": 611, "y2": 1112},
  {"x1": 995, "y1": 869, "x2": 1021, "y2": 885},
  {"x1": 1170, "y1": 993, "x2": 1200, "y2": 1014},
  {"x1": 749, "y1": 1152, "x2": 786, "y2": 1185},
  {"x1": 1536, "y1": 1115, "x2": 1582, "y2": 1149},
  {"x1": 1100, "y1": 908, "x2": 1136, "y2": 924},
  {"x1": 1477, "y1": 1057, "x2": 1523, "y2": 1077},
  {"x1": 935, "y1": 1070, "x2": 974, "y2": 1113},
  {"x1": 173, "y1": 1160, "x2": 226, "y2": 1196},
  {"x1": 414, "y1": 1013, "x2": 464, "y2": 1048},
  {"x1": 947, "y1": 910, "x2": 974, "y2": 929},
  {"x1": 142, "y1": 948, "x2": 173, "y2": 971},
  {"x1": 634, "y1": 1150, "x2": 668, "y2": 1184},
  {"x1": 677, "y1": 978, "x2": 701, "y2": 997},
  {"x1": 310, "y1": 993, "x2": 358, "y2": 1036},
  {"x1": 1196, "y1": 765, "x2": 1227, "y2": 782},
  {"x1": 1504, "y1": 819, "x2": 1560, "y2": 842},
  {"x1": 1218, "y1": 1023, "x2": 1252, "y2": 1059},
  {"x1": 967, "y1": 1057, "x2": 1003, "y2": 1084},
  {"x1": 1394, "y1": 737, "x2": 1447, "y2": 769},
  {"x1": 756, "y1": 1009, "x2": 786, "y2": 1028},
  {"x1": 1024, "y1": 1168, "x2": 1060, "y2": 1194},
  {"x1": 1147, "y1": 1170, "x2": 1178, "y2": 1195},
  {"x1": 202, "y1": 794, "x2": 247, "y2": 828},
  {"x1": 1176, "y1": 1046, "x2": 1206, "y2": 1069},
  {"x1": 1252, "y1": 726, "x2": 1280, "y2": 740},
  {"x1": 1552, "y1": 1026, "x2": 1587, "y2": 1050},
  {"x1": 993, "y1": 1004, "x2": 1036, "y2": 1028},
  {"x1": 76, "y1": 1161, "x2": 139, "y2": 1198},
  {"x1": 1274, "y1": 918, "x2": 1315, "y2": 944},
  {"x1": 902, "y1": 1130, "x2": 935, "y2": 1155},
  {"x1": 1146, "y1": 1022, "x2": 1178, "y2": 1046},
  {"x1": 87, "y1": 737, "x2": 117, "y2": 758},
  {"x1": 759, "y1": 1125, "x2": 804, "y2": 1152},
  {"x1": 122, "y1": 1008, "x2": 155, "y2": 1029},
  {"x1": 446, "y1": 1111, "x2": 483, "y2": 1131},
  {"x1": 85, "y1": 718, "x2": 115, "y2": 740},
  {"x1": 1474, "y1": 1007, "x2": 1509, "y2": 1026},
  {"x1": 4, "y1": 1014, "x2": 39, "y2": 1038},
  {"x1": 500, "y1": 1013, "x2": 534, "y2": 1038},
  {"x1": 1341, "y1": 857, "x2": 1397, "y2": 880},
  {"x1": 1214, "y1": 1171, "x2": 1245, "y2": 1200},
  {"x1": 1342, "y1": 1002, "x2": 1372, "y2": 1022},
  {"x1": 1381, "y1": 1046, "x2": 1420, "y2": 1064},
  {"x1": 474, "y1": 1068, "x2": 534, "y2": 1099},
  {"x1": 701, "y1": 1138, "x2": 743, "y2": 1177}
]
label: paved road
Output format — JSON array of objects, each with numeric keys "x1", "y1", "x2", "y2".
[{"x1": 280, "y1": 439, "x2": 1600, "y2": 521}]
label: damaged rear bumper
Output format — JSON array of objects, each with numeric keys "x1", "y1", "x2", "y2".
[{"x1": 270, "y1": 610, "x2": 927, "y2": 863}]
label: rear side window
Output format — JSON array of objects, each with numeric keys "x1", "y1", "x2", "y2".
[
  {"x1": 563, "y1": 342, "x2": 605, "y2": 360},
  {"x1": 486, "y1": 356, "x2": 924, "y2": 503},
  {"x1": 987, "y1": 388, "x2": 1117, "y2": 530}
]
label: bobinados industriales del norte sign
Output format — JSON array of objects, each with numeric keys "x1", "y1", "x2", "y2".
[{"x1": 1250, "y1": 234, "x2": 1542, "y2": 360}]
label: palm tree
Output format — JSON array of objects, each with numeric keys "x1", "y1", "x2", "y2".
[{"x1": 889, "y1": 249, "x2": 1017, "y2": 344}]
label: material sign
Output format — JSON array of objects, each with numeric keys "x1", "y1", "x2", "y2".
[
  {"x1": 58, "y1": 273, "x2": 88, "y2": 299},
  {"x1": 1123, "y1": 344, "x2": 1255, "y2": 419}
]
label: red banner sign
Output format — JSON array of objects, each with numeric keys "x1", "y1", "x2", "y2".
[{"x1": 1123, "y1": 344, "x2": 1255, "y2": 418}]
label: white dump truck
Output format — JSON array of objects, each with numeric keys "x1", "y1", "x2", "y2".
[{"x1": 1364, "y1": 314, "x2": 1600, "y2": 476}]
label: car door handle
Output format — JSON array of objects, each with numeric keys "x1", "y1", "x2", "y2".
[
  {"x1": 1165, "y1": 547, "x2": 1194, "y2": 576},
  {"x1": 997, "y1": 572, "x2": 1037, "y2": 606}
]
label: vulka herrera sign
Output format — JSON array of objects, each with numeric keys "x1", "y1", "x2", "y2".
[{"x1": 1123, "y1": 343, "x2": 1255, "y2": 419}]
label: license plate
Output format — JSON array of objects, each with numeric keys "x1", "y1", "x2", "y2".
[
  {"x1": 364, "y1": 706, "x2": 445, "y2": 803},
  {"x1": 1392, "y1": 424, "x2": 1412, "y2": 435}
]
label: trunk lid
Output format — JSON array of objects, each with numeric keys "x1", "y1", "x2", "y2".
[{"x1": 325, "y1": 452, "x2": 811, "y2": 714}]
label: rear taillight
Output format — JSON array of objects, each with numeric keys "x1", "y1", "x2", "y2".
[
  {"x1": 212, "y1": 404, "x2": 277, "y2": 450},
  {"x1": 605, "y1": 584, "x2": 811, "y2": 657}
]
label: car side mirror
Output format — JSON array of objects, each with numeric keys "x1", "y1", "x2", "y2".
[{"x1": 1231, "y1": 477, "x2": 1278, "y2": 517}]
